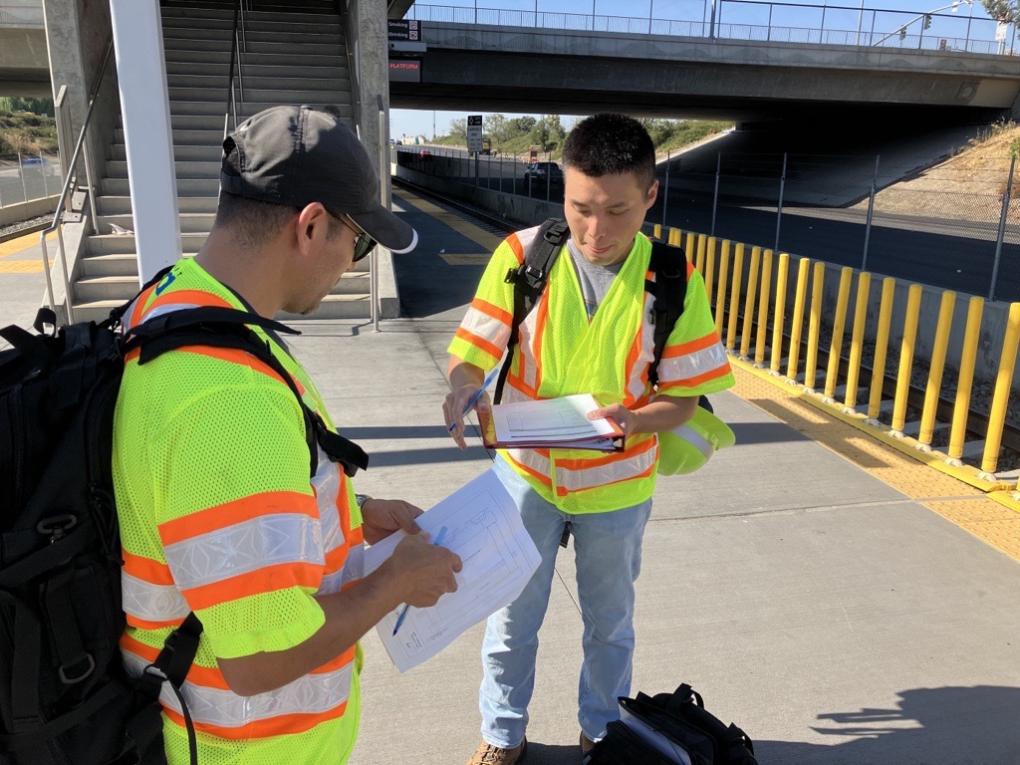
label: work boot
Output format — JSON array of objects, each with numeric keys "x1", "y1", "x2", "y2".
[
  {"x1": 465, "y1": 738, "x2": 527, "y2": 765},
  {"x1": 580, "y1": 733, "x2": 596, "y2": 754}
]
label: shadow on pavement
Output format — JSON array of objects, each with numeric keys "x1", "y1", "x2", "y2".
[{"x1": 755, "y1": 685, "x2": 1020, "y2": 764}]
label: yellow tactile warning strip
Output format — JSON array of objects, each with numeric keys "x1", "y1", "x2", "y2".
[
  {"x1": 730, "y1": 363, "x2": 1020, "y2": 563},
  {"x1": 394, "y1": 188, "x2": 504, "y2": 254},
  {"x1": 0, "y1": 230, "x2": 55, "y2": 273}
]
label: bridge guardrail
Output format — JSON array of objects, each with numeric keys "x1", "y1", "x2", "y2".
[{"x1": 407, "y1": 0, "x2": 1015, "y2": 56}]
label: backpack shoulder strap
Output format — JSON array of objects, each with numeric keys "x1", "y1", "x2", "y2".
[
  {"x1": 647, "y1": 239, "x2": 689, "y2": 389},
  {"x1": 493, "y1": 219, "x2": 569, "y2": 404}
]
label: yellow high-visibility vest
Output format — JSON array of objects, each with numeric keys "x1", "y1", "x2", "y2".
[{"x1": 449, "y1": 227, "x2": 736, "y2": 514}]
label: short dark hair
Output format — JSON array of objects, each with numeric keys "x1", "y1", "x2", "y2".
[
  {"x1": 215, "y1": 191, "x2": 343, "y2": 247},
  {"x1": 563, "y1": 114, "x2": 655, "y2": 189}
]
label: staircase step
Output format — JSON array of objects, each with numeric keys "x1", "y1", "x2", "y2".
[
  {"x1": 97, "y1": 195, "x2": 218, "y2": 215},
  {"x1": 75, "y1": 276, "x2": 150, "y2": 303},
  {"x1": 161, "y1": 6, "x2": 341, "y2": 24},
  {"x1": 114, "y1": 128, "x2": 224, "y2": 146},
  {"x1": 79, "y1": 250, "x2": 370, "y2": 278},
  {"x1": 165, "y1": 61, "x2": 347, "y2": 79},
  {"x1": 161, "y1": 17, "x2": 340, "y2": 34},
  {"x1": 168, "y1": 101, "x2": 353, "y2": 120},
  {"x1": 88, "y1": 232, "x2": 209, "y2": 255},
  {"x1": 102, "y1": 178, "x2": 220, "y2": 196},
  {"x1": 167, "y1": 74, "x2": 344, "y2": 91},
  {"x1": 106, "y1": 160, "x2": 221, "y2": 179},
  {"x1": 280, "y1": 294, "x2": 370, "y2": 321},
  {"x1": 163, "y1": 37, "x2": 343, "y2": 55},
  {"x1": 99, "y1": 213, "x2": 214, "y2": 234},
  {"x1": 111, "y1": 144, "x2": 221, "y2": 162},
  {"x1": 169, "y1": 86, "x2": 349, "y2": 103},
  {"x1": 163, "y1": 27, "x2": 342, "y2": 46},
  {"x1": 164, "y1": 50, "x2": 346, "y2": 68}
]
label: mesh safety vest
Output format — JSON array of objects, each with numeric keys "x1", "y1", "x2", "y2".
[
  {"x1": 112, "y1": 258, "x2": 363, "y2": 765},
  {"x1": 449, "y1": 228, "x2": 735, "y2": 514}
]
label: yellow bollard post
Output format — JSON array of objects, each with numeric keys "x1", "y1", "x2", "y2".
[
  {"x1": 754, "y1": 250, "x2": 774, "y2": 366},
  {"x1": 695, "y1": 234, "x2": 707, "y2": 274},
  {"x1": 786, "y1": 257, "x2": 810, "y2": 382},
  {"x1": 739, "y1": 246, "x2": 762, "y2": 358},
  {"x1": 892, "y1": 284, "x2": 924, "y2": 435},
  {"x1": 804, "y1": 262, "x2": 826, "y2": 391},
  {"x1": 823, "y1": 266, "x2": 854, "y2": 399},
  {"x1": 948, "y1": 296, "x2": 985, "y2": 462},
  {"x1": 653, "y1": 223, "x2": 662, "y2": 240},
  {"x1": 726, "y1": 243, "x2": 745, "y2": 350},
  {"x1": 704, "y1": 237, "x2": 717, "y2": 312},
  {"x1": 669, "y1": 227, "x2": 682, "y2": 247},
  {"x1": 844, "y1": 271, "x2": 872, "y2": 411},
  {"x1": 715, "y1": 240, "x2": 731, "y2": 336},
  {"x1": 770, "y1": 253, "x2": 790, "y2": 373},
  {"x1": 867, "y1": 278, "x2": 896, "y2": 421},
  {"x1": 981, "y1": 302, "x2": 1020, "y2": 475},
  {"x1": 918, "y1": 290, "x2": 957, "y2": 447},
  {"x1": 684, "y1": 231, "x2": 696, "y2": 261}
]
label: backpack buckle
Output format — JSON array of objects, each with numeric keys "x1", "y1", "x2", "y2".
[
  {"x1": 37, "y1": 514, "x2": 78, "y2": 543},
  {"x1": 58, "y1": 652, "x2": 95, "y2": 685}
]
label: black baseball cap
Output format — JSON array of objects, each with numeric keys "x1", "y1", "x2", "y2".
[{"x1": 220, "y1": 105, "x2": 417, "y2": 254}]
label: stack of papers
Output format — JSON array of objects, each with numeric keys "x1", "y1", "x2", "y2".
[{"x1": 481, "y1": 393, "x2": 624, "y2": 452}]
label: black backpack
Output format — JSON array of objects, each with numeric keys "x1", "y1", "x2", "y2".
[
  {"x1": 586, "y1": 684, "x2": 758, "y2": 765},
  {"x1": 0, "y1": 269, "x2": 367, "y2": 765},
  {"x1": 495, "y1": 219, "x2": 691, "y2": 405}
]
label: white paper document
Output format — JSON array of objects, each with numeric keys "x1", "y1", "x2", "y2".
[
  {"x1": 484, "y1": 393, "x2": 625, "y2": 451},
  {"x1": 363, "y1": 469, "x2": 541, "y2": 672}
]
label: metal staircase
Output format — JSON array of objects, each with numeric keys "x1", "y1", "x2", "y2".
[{"x1": 72, "y1": 1, "x2": 370, "y2": 321}]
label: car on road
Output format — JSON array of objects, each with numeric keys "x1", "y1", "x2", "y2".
[{"x1": 523, "y1": 161, "x2": 563, "y2": 191}]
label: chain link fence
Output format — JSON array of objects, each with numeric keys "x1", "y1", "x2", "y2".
[
  {"x1": 650, "y1": 151, "x2": 1020, "y2": 303},
  {"x1": 0, "y1": 152, "x2": 61, "y2": 208}
]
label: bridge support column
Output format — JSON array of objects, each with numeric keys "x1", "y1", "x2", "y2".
[{"x1": 109, "y1": 0, "x2": 181, "y2": 281}]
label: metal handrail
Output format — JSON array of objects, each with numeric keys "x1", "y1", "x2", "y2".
[
  {"x1": 39, "y1": 40, "x2": 114, "y2": 325},
  {"x1": 223, "y1": 0, "x2": 243, "y2": 143}
]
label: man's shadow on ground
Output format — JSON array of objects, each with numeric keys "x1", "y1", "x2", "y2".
[{"x1": 523, "y1": 686, "x2": 1020, "y2": 764}]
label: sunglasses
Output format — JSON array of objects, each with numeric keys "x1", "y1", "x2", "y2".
[{"x1": 341, "y1": 214, "x2": 377, "y2": 263}]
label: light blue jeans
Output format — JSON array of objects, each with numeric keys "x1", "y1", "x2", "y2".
[{"x1": 480, "y1": 457, "x2": 653, "y2": 748}]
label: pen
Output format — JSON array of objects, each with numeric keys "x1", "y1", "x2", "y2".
[
  {"x1": 447, "y1": 366, "x2": 500, "y2": 433},
  {"x1": 392, "y1": 526, "x2": 449, "y2": 637}
]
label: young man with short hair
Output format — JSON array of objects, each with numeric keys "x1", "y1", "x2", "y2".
[
  {"x1": 444, "y1": 113, "x2": 735, "y2": 764},
  {"x1": 114, "y1": 105, "x2": 462, "y2": 764}
]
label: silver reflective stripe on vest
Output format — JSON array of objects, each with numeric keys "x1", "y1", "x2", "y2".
[
  {"x1": 554, "y1": 446, "x2": 658, "y2": 492},
  {"x1": 164, "y1": 513, "x2": 325, "y2": 591},
  {"x1": 313, "y1": 447, "x2": 345, "y2": 553},
  {"x1": 319, "y1": 546, "x2": 365, "y2": 595},
  {"x1": 671, "y1": 424, "x2": 714, "y2": 460},
  {"x1": 658, "y1": 342, "x2": 729, "y2": 382},
  {"x1": 121, "y1": 572, "x2": 190, "y2": 623},
  {"x1": 123, "y1": 652, "x2": 352, "y2": 729}
]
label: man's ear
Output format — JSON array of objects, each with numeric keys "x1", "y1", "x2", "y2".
[
  {"x1": 295, "y1": 202, "x2": 329, "y2": 255},
  {"x1": 645, "y1": 179, "x2": 659, "y2": 210}
]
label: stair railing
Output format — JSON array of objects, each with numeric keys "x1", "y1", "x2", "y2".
[
  {"x1": 39, "y1": 41, "x2": 114, "y2": 325},
  {"x1": 223, "y1": 0, "x2": 245, "y2": 143}
]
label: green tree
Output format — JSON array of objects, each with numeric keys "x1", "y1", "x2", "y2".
[
  {"x1": 529, "y1": 115, "x2": 565, "y2": 152},
  {"x1": 0, "y1": 97, "x2": 55, "y2": 117},
  {"x1": 447, "y1": 117, "x2": 467, "y2": 143},
  {"x1": 981, "y1": 0, "x2": 1019, "y2": 22}
]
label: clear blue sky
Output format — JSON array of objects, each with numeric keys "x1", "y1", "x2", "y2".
[{"x1": 390, "y1": 0, "x2": 1003, "y2": 139}]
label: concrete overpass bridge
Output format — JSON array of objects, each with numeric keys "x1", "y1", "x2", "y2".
[{"x1": 389, "y1": 11, "x2": 1020, "y2": 124}]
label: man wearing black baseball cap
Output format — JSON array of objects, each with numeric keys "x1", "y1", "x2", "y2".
[{"x1": 112, "y1": 105, "x2": 460, "y2": 765}]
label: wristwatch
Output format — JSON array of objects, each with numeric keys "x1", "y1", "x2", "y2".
[{"x1": 354, "y1": 494, "x2": 372, "y2": 511}]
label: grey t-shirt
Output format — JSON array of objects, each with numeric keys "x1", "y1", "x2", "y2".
[{"x1": 566, "y1": 239, "x2": 624, "y2": 320}]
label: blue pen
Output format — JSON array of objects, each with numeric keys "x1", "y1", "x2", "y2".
[
  {"x1": 392, "y1": 526, "x2": 449, "y2": 637},
  {"x1": 448, "y1": 367, "x2": 500, "y2": 433}
]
